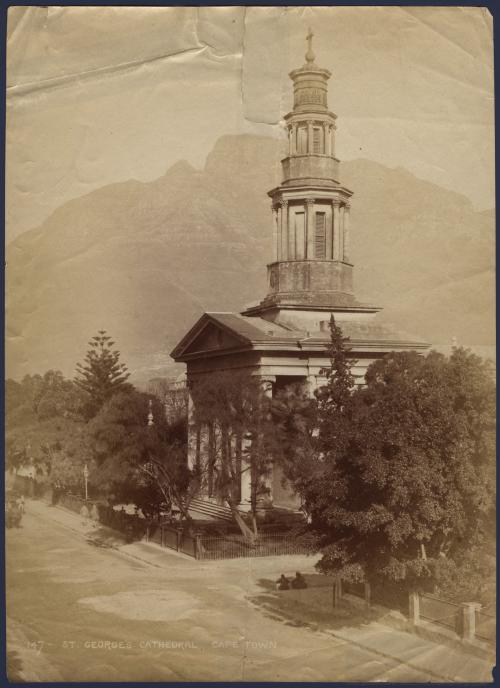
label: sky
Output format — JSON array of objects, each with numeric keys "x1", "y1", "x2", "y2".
[{"x1": 6, "y1": 6, "x2": 494, "y2": 242}]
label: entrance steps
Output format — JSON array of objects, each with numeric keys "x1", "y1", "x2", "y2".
[{"x1": 188, "y1": 498, "x2": 235, "y2": 522}]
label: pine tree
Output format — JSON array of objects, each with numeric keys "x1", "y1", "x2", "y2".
[
  {"x1": 315, "y1": 314, "x2": 356, "y2": 459},
  {"x1": 75, "y1": 331, "x2": 131, "y2": 418}
]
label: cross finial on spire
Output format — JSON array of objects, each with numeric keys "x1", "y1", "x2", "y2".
[{"x1": 305, "y1": 27, "x2": 315, "y2": 64}]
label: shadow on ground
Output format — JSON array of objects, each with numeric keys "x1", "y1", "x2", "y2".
[
  {"x1": 250, "y1": 573, "x2": 390, "y2": 633},
  {"x1": 84, "y1": 525, "x2": 130, "y2": 549}
]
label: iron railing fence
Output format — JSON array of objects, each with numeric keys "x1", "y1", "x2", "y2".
[
  {"x1": 144, "y1": 524, "x2": 312, "y2": 560},
  {"x1": 419, "y1": 593, "x2": 460, "y2": 632},
  {"x1": 475, "y1": 606, "x2": 496, "y2": 643},
  {"x1": 55, "y1": 496, "x2": 307, "y2": 559},
  {"x1": 145, "y1": 524, "x2": 198, "y2": 557},
  {"x1": 342, "y1": 581, "x2": 365, "y2": 598},
  {"x1": 57, "y1": 494, "x2": 148, "y2": 540},
  {"x1": 197, "y1": 533, "x2": 311, "y2": 560}
]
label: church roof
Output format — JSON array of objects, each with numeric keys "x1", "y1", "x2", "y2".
[
  {"x1": 170, "y1": 311, "x2": 428, "y2": 362},
  {"x1": 206, "y1": 312, "x2": 293, "y2": 340}
]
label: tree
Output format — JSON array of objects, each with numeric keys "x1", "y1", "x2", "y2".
[
  {"x1": 269, "y1": 381, "x2": 318, "y2": 504},
  {"x1": 5, "y1": 371, "x2": 86, "y2": 480},
  {"x1": 316, "y1": 315, "x2": 356, "y2": 457},
  {"x1": 6, "y1": 379, "x2": 25, "y2": 415},
  {"x1": 276, "y1": 317, "x2": 496, "y2": 598},
  {"x1": 316, "y1": 347, "x2": 494, "y2": 593},
  {"x1": 75, "y1": 331, "x2": 131, "y2": 418},
  {"x1": 85, "y1": 390, "x2": 193, "y2": 522},
  {"x1": 48, "y1": 427, "x2": 93, "y2": 492},
  {"x1": 270, "y1": 316, "x2": 356, "y2": 516},
  {"x1": 190, "y1": 370, "x2": 274, "y2": 542},
  {"x1": 7, "y1": 371, "x2": 83, "y2": 425}
]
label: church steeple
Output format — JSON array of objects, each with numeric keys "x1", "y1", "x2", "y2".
[{"x1": 243, "y1": 32, "x2": 374, "y2": 319}]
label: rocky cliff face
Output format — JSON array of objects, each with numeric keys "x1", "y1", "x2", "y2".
[{"x1": 6, "y1": 134, "x2": 494, "y2": 383}]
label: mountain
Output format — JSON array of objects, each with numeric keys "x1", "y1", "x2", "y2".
[{"x1": 6, "y1": 135, "x2": 495, "y2": 384}]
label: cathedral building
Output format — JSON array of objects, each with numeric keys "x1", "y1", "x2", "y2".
[{"x1": 171, "y1": 32, "x2": 428, "y2": 515}]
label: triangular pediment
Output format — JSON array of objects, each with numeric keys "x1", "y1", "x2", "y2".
[
  {"x1": 187, "y1": 322, "x2": 243, "y2": 354},
  {"x1": 171, "y1": 314, "x2": 251, "y2": 360}
]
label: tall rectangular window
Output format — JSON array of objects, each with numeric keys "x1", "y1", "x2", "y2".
[
  {"x1": 313, "y1": 128, "x2": 321, "y2": 154},
  {"x1": 315, "y1": 212, "x2": 326, "y2": 258},
  {"x1": 295, "y1": 212, "x2": 305, "y2": 259},
  {"x1": 298, "y1": 127, "x2": 307, "y2": 154}
]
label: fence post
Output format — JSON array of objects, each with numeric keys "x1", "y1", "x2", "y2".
[
  {"x1": 364, "y1": 581, "x2": 371, "y2": 609},
  {"x1": 332, "y1": 575, "x2": 343, "y2": 607},
  {"x1": 176, "y1": 529, "x2": 181, "y2": 552},
  {"x1": 459, "y1": 602, "x2": 481, "y2": 641},
  {"x1": 194, "y1": 532, "x2": 202, "y2": 560},
  {"x1": 409, "y1": 591, "x2": 420, "y2": 626}
]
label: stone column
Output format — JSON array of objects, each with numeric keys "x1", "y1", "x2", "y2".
[
  {"x1": 306, "y1": 199, "x2": 315, "y2": 259},
  {"x1": 343, "y1": 204, "x2": 351, "y2": 262},
  {"x1": 333, "y1": 202, "x2": 340, "y2": 260},
  {"x1": 287, "y1": 203, "x2": 295, "y2": 260},
  {"x1": 288, "y1": 126, "x2": 292, "y2": 155},
  {"x1": 291, "y1": 124, "x2": 297, "y2": 155},
  {"x1": 187, "y1": 389, "x2": 197, "y2": 470},
  {"x1": 306, "y1": 374, "x2": 317, "y2": 398},
  {"x1": 328, "y1": 126, "x2": 333, "y2": 155},
  {"x1": 271, "y1": 204, "x2": 279, "y2": 262},
  {"x1": 240, "y1": 432, "x2": 252, "y2": 505},
  {"x1": 259, "y1": 375, "x2": 275, "y2": 510},
  {"x1": 280, "y1": 201, "x2": 288, "y2": 260},
  {"x1": 240, "y1": 375, "x2": 276, "y2": 511},
  {"x1": 325, "y1": 205, "x2": 333, "y2": 259},
  {"x1": 277, "y1": 204, "x2": 282, "y2": 261},
  {"x1": 339, "y1": 205, "x2": 345, "y2": 260},
  {"x1": 307, "y1": 120, "x2": 313, "y2": 154}
]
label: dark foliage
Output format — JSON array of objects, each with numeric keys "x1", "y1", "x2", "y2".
[{"x1": 75, "y1": 330, "x2": 131, "y2": 418}]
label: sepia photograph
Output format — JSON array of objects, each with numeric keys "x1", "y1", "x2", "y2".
[{"x1": 5, "y1": 5, "x2": 495, "y2": 683}]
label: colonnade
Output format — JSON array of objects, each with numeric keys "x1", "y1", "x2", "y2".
[
  {"x1": 288, "y1": 120, "x2": 335, "y2": 156},
  {"x1": 271, "y1": 200, "x2": 350, "y2": 263},
  {"x1": 186, "y1": 375, "x2": 277, "y2": 505}
]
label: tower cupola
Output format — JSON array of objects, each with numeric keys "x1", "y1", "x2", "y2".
[{"x1": 243, "y1": 30, "x2": 374, "y2": 319}]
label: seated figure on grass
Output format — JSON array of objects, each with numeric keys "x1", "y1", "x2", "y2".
[
  {"x1": 277, "y1": 574, "x2": 290, "y2": 590},
  {"x1": 291, "y1": 572, "x2": 307, "y2": 589}
]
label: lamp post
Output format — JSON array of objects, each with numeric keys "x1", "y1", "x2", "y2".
[{"x1": 83, "y1": 463, "x2": 89, "y2": 502}]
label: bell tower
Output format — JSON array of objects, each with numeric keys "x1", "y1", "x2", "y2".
[{"x1": 243, "y1": 30, "x2": 379, "y2": 324}]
